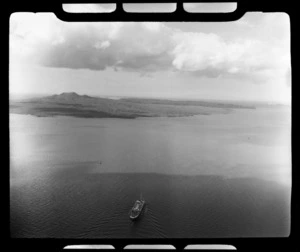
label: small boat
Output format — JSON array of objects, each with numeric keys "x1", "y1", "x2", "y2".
[{"x1": 129, "y1": 195, "x2": 145, "y2": 220}]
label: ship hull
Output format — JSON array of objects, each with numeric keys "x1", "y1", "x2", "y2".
[{"x1": 129, "y1": 200, "x2": 145, "y2": 220}]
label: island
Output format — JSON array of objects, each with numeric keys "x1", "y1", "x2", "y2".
[{"x1": 9, "y1": 92, "x2": 256, "y2": 119}]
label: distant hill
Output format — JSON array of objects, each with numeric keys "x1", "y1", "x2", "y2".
[
  {"x1": 10, "y1": 92, "x2": 256, "y2": 119},
  {"x1": 50, "y1": 92, "x2": 83, "y2": 101},
  {"x1": 41, "y1": 92, "x2": 109, "y2": 105}
]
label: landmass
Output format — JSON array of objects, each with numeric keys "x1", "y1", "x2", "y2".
[{"x1": 10, "y1": 92, "x2": 256, "y2": 119}]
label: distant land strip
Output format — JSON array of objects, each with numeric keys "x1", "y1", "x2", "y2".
[{"x1": 9, "y1": 92, "x2": 256, "y2": 119}]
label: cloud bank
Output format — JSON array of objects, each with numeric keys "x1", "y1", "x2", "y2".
[{"x1": 10, "y1": 12, "x2": 290, "y2": 82}]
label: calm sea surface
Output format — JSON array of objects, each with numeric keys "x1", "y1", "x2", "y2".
[{"x1": 10, "y1": 107, "x2": 291, "y2": 238}]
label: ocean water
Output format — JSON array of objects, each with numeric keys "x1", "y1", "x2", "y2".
[{"x1": 10, "y1": 107, "x2": 291, "y2": 238}]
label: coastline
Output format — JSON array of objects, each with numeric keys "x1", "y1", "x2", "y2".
[{"x1": 9, "y1": 93, "x2": 259, "y2": 119}]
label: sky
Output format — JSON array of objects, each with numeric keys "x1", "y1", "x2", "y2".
[{"x1": 9, "y1": 6, "x2": 291, "y2": 104}]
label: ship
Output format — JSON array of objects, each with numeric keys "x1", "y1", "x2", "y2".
[{"x1": 129, "y1": 195, "x2": 145, "y2": 220}]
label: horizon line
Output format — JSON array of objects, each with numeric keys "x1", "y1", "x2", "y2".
[{"x1": 9, "y1": 92, "x2": 291, "y2": 105}]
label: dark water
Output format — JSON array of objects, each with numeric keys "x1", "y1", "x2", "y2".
[
  {"x1": 10, "y1": 168, "x2": 290, "y2": 238},
  {"x1": 10, "y1": 108, "x2": 291, "y2": 238}
]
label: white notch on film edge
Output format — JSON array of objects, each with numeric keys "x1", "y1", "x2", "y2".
[{"x1": 64, "y1": 244, "x2": 115, "y2": 249}]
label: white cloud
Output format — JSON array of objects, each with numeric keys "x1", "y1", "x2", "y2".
[
  {"x1": 171, "y1": 32, "x2": 226, "y2": 71},
  {"x1": 235, "y1": 19, "x2": 254, "y2": 28},
  {"x1": 94, "y1": 40, "x2": 110, "y2": 50},
  {"x1": 171, "y1": 32, "x2": 290, "y2": 82},
  {"x1": 142, "y1": 22, "x2": 162, "y2": 32},
  {"x1": 9, "y1": 12, "x2": 290, "y2": 84},
  {"x1": 228, "y1": 67, "x2": 239, "y2": 74}
]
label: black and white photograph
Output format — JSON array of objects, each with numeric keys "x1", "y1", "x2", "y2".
[{"x1": 9, "y1": 5, "x2": 291, "y2": 239}]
